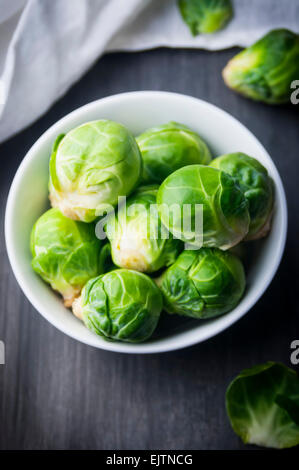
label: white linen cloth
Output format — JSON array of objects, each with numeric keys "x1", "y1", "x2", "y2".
[{"x1": 0, "y1": 0, "x2": 298, "y2": 143}]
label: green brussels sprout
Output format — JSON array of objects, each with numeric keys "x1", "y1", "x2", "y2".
[
  {"x1": 226, "y1": 362, "x2": 299, "y2": 449},
  {"x1": 105, "y1": 185, "x2": 182, "y2": 273},
  {"x1": 223, "y1": 29, "x2": 299, "y2": 104},
  {"x1": 136, "y1": 122, "x2": 211, "y2": 184},
  {"x1": 49, "y1": 120, "x2": 142, "y2": 223},
  {"x1": 210, "y1": 152, "x2": 274, "y2": 240},
  {"x1": 159, "y1": 248, "x2": 245, "y2": 319},
  {"x1": 178, "y1": 0, "x2": 233, "y2": 36},
  {"x1": 72, "y1": 269, "x2": 162, "y2": 342},
  {"x1": 157, "y1": 165, "x2": 250, "y2": 250},
  {"x1": 30, "y1": 208, "x2": 101, "y2": 306}
]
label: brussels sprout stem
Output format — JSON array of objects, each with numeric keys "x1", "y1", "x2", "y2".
[{"x1": 72, "y1": 296, "x2": 83, "y2": 320}]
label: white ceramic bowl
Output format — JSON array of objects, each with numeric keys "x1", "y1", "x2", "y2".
[{"x1": 5, "y1": 91, "x2": 287, "y2": 354}]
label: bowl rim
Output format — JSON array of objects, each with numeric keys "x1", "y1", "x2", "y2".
[{"x1": 5, "y1": 91, "x2": 288, "y2": 354}]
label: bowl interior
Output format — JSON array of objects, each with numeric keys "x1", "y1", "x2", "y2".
[{"x1": 5, "y1": 92, "x2": 287, "y2": 353}]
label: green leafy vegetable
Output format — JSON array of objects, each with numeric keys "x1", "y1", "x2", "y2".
[
  {"x1": 73, "y1": 269, "x2": 163, "y2": 342},
  {"x1": 105, "y1": 185, "x2": 182, "y2": 273},
  {"x1": 210, "y1": 152, "x2": 274, "y2": 239},
  {"x1": 223, "y1": 29, "x2": 299, "y2": 104},
  {"x1": 137, "y1": 122, "x2": 211, "y2": 184},
  {"x1": 157, "y1": 164, "x2": 250, "y2": 249},
  {"x1": 178, "y1": 0, "x2": 233, "y2": 36},
  {"x1": 159, "y1": 248, "x2": 245, "y2": 319},
  {"x1": 49, "y1": 120, "x2": 142, "y2": 222},
  {"x1": 31, "y1": 208, "x2": 101, "y2": 306},
  {"x1": 226, "y1": 362, "x2": 299, "y2": 448}
]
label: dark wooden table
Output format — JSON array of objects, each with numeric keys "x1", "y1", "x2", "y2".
[{"x1": 0, "y1": 48, "x2": 298, "y2": 450}]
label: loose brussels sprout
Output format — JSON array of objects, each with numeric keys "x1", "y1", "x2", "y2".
[
  {"x1": 223, "y1": 29, "x2": 299, "y2": 104},
  {"x1": 178, "y1": 0, "x2": 233, "y2": 36},
  {"x1": 226, "y1": 362, "x2": 299, "y2": 449},
  {"x1": 72, "y1": 269, "x2": 162, "y2": 342},
  {"x1": 105, "y1": 185, "x2": 182, "y2": 273},
  {"x1": 157, "y1": 165, "x2": 250, "y2": 250},
  {"x1": 159, "y1": 248, "x2": 245, "y2": 319},
  {"x1": 210, "y1": 153, "x2": 274, "y2": 239},
  {"x1": 49, "y1": 120, "x2": 142, "y2": 222},
  {"x1": 137, "y1": 122, "x2": 211, "y2": 184},
  {"x1": 30, "y1": 208, "x2": 101, "y2": 306}
]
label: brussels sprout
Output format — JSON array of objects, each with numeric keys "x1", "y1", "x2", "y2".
[
  {"x1": 223, "y1": 29, "x2": 299, "y2": 104},
  {"x1": 159, "y1": 248, "x2": 245, "y2": 319},
  {"x1": 137, "y1": 122, "x2": 211, "y2": 184},
  {"x1": 226, "y1": 362, "x2": 299, "y2": 449},
  {"x1": 210, "y1": 153, "x2": 274, "y2": 240},
  {"x1": 49, "y1": 120, "x2": 142, "y2": 222},
  {"x1": 157, "y1": 165, "x2": 249, "y2": 250},
  {"x1": 105, "y1": 185, "x2": 182, "y2": 273},
  {"x1": 72, "y1": 269, "x2": 162, "y2": 342},
  {"x1": 178, "y1": 0, "x2": 233, "y2": 36},
  {"x1": 30, "y1": 208, "x2": 101, "y2": 306}
]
